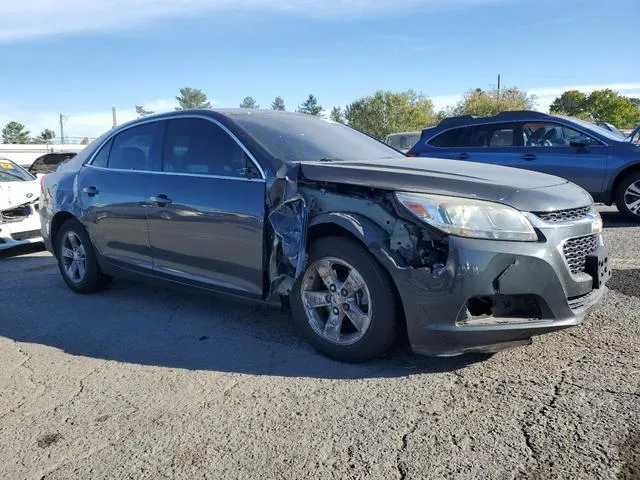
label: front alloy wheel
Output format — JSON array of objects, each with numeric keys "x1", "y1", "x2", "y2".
[
  {"x1": 291, "y1": 236, "x2": 399, "y2": 362},
  {"x1": 615, "y1": 172, "x2": 640, "y2": 222},
  {"x1": 623, "y1": 180, "x2": 640, "y2": 216},
  {"x1": 301, "y1": 257, "x2": 372, "y2": 346}
]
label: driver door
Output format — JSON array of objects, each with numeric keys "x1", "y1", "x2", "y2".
[
  {"x1": 519, "y1": 122, "x2": 608, "y2": 195},
  {"x1": 146, "y1": 117, "x2": 266, "y2": 297}
]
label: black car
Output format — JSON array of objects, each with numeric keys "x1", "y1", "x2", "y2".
[
  {"x1": 28, "y1": 152, "x2": 77, "y2": 177},
  {"x1": 41, "y1": 110, "x2": 609, "y2": 362}
]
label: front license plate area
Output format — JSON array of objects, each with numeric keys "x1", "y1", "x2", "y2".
[{"x1": 585, "y1": 246, "x2": 610, "y2": 289}]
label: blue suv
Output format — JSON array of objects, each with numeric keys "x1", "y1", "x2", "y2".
[{"x1": 408, "y1": 111, "x2": 640, "y2": 221}]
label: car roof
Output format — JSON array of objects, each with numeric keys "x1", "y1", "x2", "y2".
[{"x1": 434, "y1": 110, "x2": 553, "y2": 130}]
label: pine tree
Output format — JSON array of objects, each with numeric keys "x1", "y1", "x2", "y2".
[
  {"x1": 271, "y1": 96, "x2": 286, "y2": 111},
  {"x1": 297, "y1": 94, "x2": 323, "y2": 116}
]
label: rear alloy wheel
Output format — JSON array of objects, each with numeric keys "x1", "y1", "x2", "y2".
[
  {"x1": 56, "y1": 219, "x2": 111, "y2": 293},
  {"x1": 615, "y1": 172, "x2": 640, "y2": 222},
  {"x1": 60, "y1": 231, "x2": 87, "y2": 284},
  {"x1": 291, "y1": 236, "x2": 399, "y2": 362}
]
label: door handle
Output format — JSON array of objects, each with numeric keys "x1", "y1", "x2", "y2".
[
  {"x1": 149, "y1": 194, "x2": 172, "y2": 206},
  {"x1": 82, "y1": 186, "x2": 99, "y2": 196},
  {"x1": 458, "y1": 153, "x2": 470, "y2": 160},
  {"x1": 522, "y1": 153, "x2": 537, "y2": 161}
]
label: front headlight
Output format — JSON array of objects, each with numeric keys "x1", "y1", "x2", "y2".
[{"x1": 395, "y1": 192, "x2": 537, "y2": 241}]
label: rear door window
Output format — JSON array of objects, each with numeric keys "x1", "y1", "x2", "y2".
[
  {"x1": 107, "y1": 122, "x2": 160, "y2": 170},
  {"x1": 429, "y1": 123, "x2": 519, "y2": 147},
  {"x1": 468, "y1": 123, "x2": 519, "y2": 147}
]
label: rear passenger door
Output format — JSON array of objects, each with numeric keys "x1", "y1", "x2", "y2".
[
  {"x1": 146, "y1": 117, "x2": 266, "y2": 297},
  {"x1": 424, "y1": 123, "x2": 523, "y2": 168},
  {"x1": 519, "y1": 122, "x2": 608, "y2": 195}
]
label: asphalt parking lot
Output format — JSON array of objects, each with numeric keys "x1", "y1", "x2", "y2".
[{"x1": 1, "y1": 206, "x2": 638, "y2": 480}]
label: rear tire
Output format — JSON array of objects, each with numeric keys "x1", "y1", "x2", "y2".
[
  {"x1": 56, "y1": 219, "x2": 111, "y2": 294},
  {"x1": 291, "y1": 236, "x2": 399, "y2": 363},
  {"x1": 615, "y1": 171, "x2": 640, "y2": 222}
]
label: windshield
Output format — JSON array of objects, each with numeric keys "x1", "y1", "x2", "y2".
[
  {"x1": 0, "y1": 158, "x2": 35, "y2": 182},
  {"x1": 628, "y1": 126, "x2": 640, "y2": 145},
  {"x1": 599, "y1": 122, "x2": 625, "y2": 138},
  {"x1": 559, "y1": 116, "x2": 625, "y2": 142},
  {"x1": 231, "y1": 113, "x2": 405, "y2": 162}
]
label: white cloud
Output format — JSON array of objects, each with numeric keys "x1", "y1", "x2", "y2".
[
  {"x1": 430, "y1": 94, "x2": 463, "y2": 112},
  {"x1": 0, "y1": 0, "x2": 504, "y2": 42},
  {"x1": 0, "y1": 98, "x2": 180, "y2": 141}
]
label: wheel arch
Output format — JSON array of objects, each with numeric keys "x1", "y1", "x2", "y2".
[
  {"x1": 306, "y1": 212, "x2": 408, "y2": 338},
  {"x1": 50, "y1": 211, "x2": 79, "y2": 253},
  {"x1": 611, "y1": 161, "x2": 640, "y2": 203}
]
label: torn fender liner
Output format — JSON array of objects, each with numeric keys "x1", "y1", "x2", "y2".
[{"x1": 269, "y1": 196, "x2": 309, "y2": 280}]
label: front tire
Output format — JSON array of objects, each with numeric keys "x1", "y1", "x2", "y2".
[
  {"x1": 56, "y1": 219, "x2": 111, "y2": 294},
  {"x1": 291, "y1": 236, "x2": 399, "y2": 363},
  {"x1": 615, "y1": 171, "x2": 640, "y2": 222}
]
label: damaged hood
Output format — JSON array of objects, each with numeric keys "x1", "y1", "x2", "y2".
[
  {"x1": 298, "y1": 157, "x2": 592, "y2": 212},
  {"x1": 0, "y1": 180, "x2": 40, "y2": 211}
]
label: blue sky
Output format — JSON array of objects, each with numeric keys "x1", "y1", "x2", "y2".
[{"x1": 1, "y1": 0, "x2": 638, "y2": 139}]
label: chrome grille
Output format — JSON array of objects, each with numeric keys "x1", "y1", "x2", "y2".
[
  {"x1": 563, "y1": 234, "x2": 599, "y2": 275},
  {"x1": 536, "y1": 206, "x2": 591, "y2": 223}
]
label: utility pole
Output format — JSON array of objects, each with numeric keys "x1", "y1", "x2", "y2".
[
  {"x1": 59, "y1": 114, "x2": 65, "y2": 144},
  {"x1": 112, "y1": 107, "x2": 117, "y2": 128},
  {"x1": 497, "y1": 74, "x2": 501, "y2": 100}
]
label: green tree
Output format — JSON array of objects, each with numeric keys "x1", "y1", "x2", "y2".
[
  {"x1": 271, "y1": 96, "x2": 286, "y2": 111},
  {"x1": 2, "y1": 121, "x2": 30, "y2": 144},
  {"x1": 297, "y1": 94, "x2": 323, "y2": 116},
  {"x1": 175, "y1": 87, "x2": 211, "y2": 110},
  {"x1": 33, "y1": 128, "x2": 56, "y2": 144},
  {"x1": 329, "y1": 106, "x2": 344, "y2": 123},
  {"x1": 345, "y1": 90, "x2": 435, "y2": 140},
  {"x1": 549, "y1": 90, "x2": 588, "y2": 116},
  {"x1": 240, "y1": 96, "x2": 259, "y2": 109},
  {"x1": 451, "y1": 86, "x2": 536, "y2": 117},
  {"x1": 627, "y1": 97, "x2": 640, "y2": 111},
  {"x1": 135, "y1": 105, "x2": 154, "y2": 117},
  {"x1": 585, "y1": 89, "x2": 640, "y2": 128}
]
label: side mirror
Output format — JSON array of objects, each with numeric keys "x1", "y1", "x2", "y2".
[{"x1": 570, "y1": 136, "x2": 590, "y2": 148}]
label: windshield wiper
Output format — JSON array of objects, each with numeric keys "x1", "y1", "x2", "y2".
[{"x1": 316, "y1": 157, "x2": 344, "y2": 162}]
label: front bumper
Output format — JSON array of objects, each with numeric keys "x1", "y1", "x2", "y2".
[
  {"x1": 0, "y1": 206, "x2": 43, "y2": 251},
  {"x1": 377, "y1": 218, "x2": 609, "y2": 356}
]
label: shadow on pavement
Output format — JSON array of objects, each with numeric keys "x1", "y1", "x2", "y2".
[
  {"x1": 600, "y1": 210, "x2": 638, "y2": 229},
  {"x1": 0, "y1": 242, "x2": 46, "y2": 259},
  {"x1": 608, "y1": 269, "x2": 639, "y2": 297},
  {"x1": 0, "y1": 254, "x2": 489, "y2": 379}
]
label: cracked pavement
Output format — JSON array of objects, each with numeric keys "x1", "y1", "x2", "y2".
[{"x1": 0, "y1": 206, "x2": 638, "y2": 479}]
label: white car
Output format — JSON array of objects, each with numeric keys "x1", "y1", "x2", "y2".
[{"x1": 0, "y1": 157, "x2": 42, "y2": 251}]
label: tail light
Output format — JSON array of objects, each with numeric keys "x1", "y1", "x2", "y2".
[{"x1": 406, "y1": 151, "x2": 418, "y2": 157}]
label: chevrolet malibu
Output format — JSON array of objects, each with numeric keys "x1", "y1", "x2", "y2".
[{"x1": 40, "y1": 110, "x2": 610, "y2": 362}]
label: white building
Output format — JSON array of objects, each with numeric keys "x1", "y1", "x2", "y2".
[{"x1": 0, "y1": 144, "x2": 87, "y2": 169}]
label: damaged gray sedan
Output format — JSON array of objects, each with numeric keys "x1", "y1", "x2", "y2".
[{"x1": 40, "y1": 110, "x2": 610, "y2": 362}]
